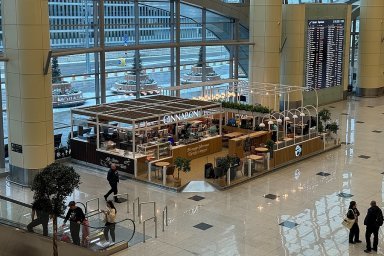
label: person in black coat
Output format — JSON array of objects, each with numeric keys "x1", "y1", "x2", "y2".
[
  {"x1": 104, "y1": 164, "x2": 120, "y2": 203},
  {"x1": 347, "y1": 201, "x2": 361, "y2": 244},
  {"x1": 63, "y1": 201, "x2": 85, "y2": 246},
  {"x1": 364, "y1": 200, "x2": 383, "y2": 253},
  {"x1": 27, "y1": 198, "x2": 50, "y2": 236}
]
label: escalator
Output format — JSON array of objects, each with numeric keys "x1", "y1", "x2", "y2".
[{"x1": 0, "y1": 195, "x2": 135, "y2": 256}]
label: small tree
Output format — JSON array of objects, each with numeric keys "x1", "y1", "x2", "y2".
[
  {"x1": 31, "y1": 163, "x2": 81, "y2": 256},
  {"x1": 51, "y1": 57, "x2": 62, "y2": 83},
  {"x1": 318, "y1": 109, "x2": 331, "y2": 133},
  {"x1": 130, "y1": 51, "x2": 143, "y2": 75},
  {"x1": 174, "y1": 157, "x2": 191, "y2": 180}
]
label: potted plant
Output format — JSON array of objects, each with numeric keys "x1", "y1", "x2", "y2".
[
  {"x1": 217, "y1": 155, "x2": 238, "y2": 181},
  {"x1": 318, "y1": 109, "x2": 331, "y2": 133},
  {"x1": 325, "y1": 121, "x2": 339, "y2": 140},
  {"x1": 31, "y1": 163, "x2": 80, "y2": 256},
  {"x1": 174, "y1": 157, "x2": 191, "y2": 187}
]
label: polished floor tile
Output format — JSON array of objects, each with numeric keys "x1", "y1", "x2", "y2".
[{"x1": 3, "y1": 96, "x2": 384, "y2": 255}]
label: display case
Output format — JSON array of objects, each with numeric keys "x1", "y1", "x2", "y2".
[{"x1": 137, "y1": 141, "x2": 172, "y2": 160}]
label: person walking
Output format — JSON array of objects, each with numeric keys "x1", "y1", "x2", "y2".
[
  {"x1": 27, "y1": 198, "x2": 50, "y2": 236},
  {"x1": 63, "y1": 201, "x2": 85, "y2": 246},
  {"x1": 364, "y1": 200, "x2": 383, "y2": 253},
  {"x1": 347, "y1": 201, "x2": 361, "y2": 244},
  {"x1": 100, "y1": 200, "x2": 117, "y2": 246},
  {"x1": 104, "y1": 164, "x2": 120, "y2": 203}
]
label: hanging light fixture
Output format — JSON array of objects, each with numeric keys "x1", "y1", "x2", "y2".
[
  {"x1": 300, "y1": 112, "x2": 305, "y2": 117},
  {"x1": 293, "y1": 114, "x2": 298, "y2": 119},
  {"x1": 259, "y1": 123, "x2": 266, "y2": 128}
]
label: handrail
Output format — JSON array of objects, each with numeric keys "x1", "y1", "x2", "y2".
[
  {"x1": 162, "y1": 206, "x2": 168, "y2": 232},
  {"x1": 59, "y1": 216, "x2": 136, "y2": 242},
  {"x1": 114, "y1": 193, "x2": 129, "y2": 213},
  {"x1": 143, "y1": 216, "x2": 157, "y2": 243},
  {"x1": 85, "y1": 197, "x2": 100, "y2": 215},
  {"x1": 138, "y1": 201, "x2": 156, "y2": 224},
  {"x1": 0, "y1": 195, "x2": 32, "y2": 208}
]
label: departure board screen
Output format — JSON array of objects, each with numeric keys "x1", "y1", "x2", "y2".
[{"x1": 305, "y1": 19, "x2": 345, "y2": 89}]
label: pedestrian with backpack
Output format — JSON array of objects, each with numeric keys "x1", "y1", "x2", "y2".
[{"x1": 364, "y1": 200, "x2": 383, "y2": 253}]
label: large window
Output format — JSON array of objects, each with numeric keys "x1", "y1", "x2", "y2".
[{"x1": 0, "y1": 0, "x2": 250, "y2": 146}]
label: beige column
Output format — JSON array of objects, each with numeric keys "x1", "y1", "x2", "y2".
[
  {"x1": 2, "y1": 0, "x2": 54, "y2": 185},
  {"x1": 249, "y1": 0, "x2": 282, "y2": 110},
  {"x1": 357, "y1": 0, "x2": 384, "y2": 97}
]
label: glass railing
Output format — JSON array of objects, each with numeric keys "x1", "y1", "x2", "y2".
[{"x1": 0, "y1": 195, "x2": 135, "y2": 250}]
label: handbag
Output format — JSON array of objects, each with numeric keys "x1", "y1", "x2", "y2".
[{"x1": 342, "y1": 209, "x2": 355, "y2": 229}]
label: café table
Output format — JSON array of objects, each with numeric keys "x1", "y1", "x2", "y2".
[{"x1": 155, "y1": 161, "x2": 170, "y2": 185}]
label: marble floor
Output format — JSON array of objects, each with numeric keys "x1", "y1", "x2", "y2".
[{"x1": 2, "y1": 96, "x2": 384, "y2": 255}]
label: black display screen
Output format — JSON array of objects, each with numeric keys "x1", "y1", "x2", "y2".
[{"x1": 305, "y1": 19, "x2": 345, "y2": 89}]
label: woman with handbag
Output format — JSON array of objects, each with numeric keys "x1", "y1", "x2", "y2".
[
  {"x1": 348, "y1": 201, "x2": 362, "y2": 244},
  {"x1": 101, "y1": 200, "x2": 117, "y2": 246}
]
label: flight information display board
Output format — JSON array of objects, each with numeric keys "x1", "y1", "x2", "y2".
[{"x1": 305, "y1": 19, "x2": 345, "y2": 89}]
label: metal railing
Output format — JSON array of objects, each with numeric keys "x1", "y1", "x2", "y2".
[
  {"x1": 138, "y1": 201, "x2": 156, "y2": 224},
  {"x1": 132, "y1": 197, "x2": 140, "y2": 222},
  {"x1": 143, "y1": 216, "x2": 157, "y2": 243},
  {"x1": 85, "y1": 197, "x2": 100, "y2": 216},
  {"x1": 162, "y1": 206, "x2": 168, "y2": 232}
]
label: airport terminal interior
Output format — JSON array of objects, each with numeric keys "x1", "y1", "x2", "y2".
[{"x1": 1, "y1": 0, "x2": 384, "y2": 255}]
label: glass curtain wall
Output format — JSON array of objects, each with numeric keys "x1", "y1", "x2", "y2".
[{"x1": 0, "y1": 0, "x2": 249, "y2": 146}]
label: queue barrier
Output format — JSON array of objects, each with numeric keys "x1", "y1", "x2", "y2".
[
  {"x1": 143, "y1": 216, "x2": 157, "y2": 243},
  {"x1": 85, "y1": 197, "x2": 100, "y2": 216},
  {"x1": 138, "y1": 201, "x2": 156, "y2": 224}
]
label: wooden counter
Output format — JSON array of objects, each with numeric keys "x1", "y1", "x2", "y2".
[
  {"x1": 271, "y1": 136, "x2": 324, "y2": 168},
  {"x1": 228, "y1": 131, "x2": 271, "y2": 158},
  {"x1": 172, "y1": 136, "x2": 222, "y2": 160}
]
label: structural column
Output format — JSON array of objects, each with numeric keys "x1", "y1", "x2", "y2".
[
  {"x1": 356, "y1": 0, "x2": 384, "y2": 97},
  {"x1": 2, "y1": 0, "x2": 54, "y2": 185},
  {"x1": 249, "y1": 0, "x2": 282, "y2": 110}
]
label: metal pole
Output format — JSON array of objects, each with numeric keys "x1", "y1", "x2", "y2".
[
  {"x1": 201, "y1": 8, "x2": 207, "y2": 96},
  {"x1": 234, "y1": 19, "x2": 240, "y2": 102},
  {"x1": 133, "y1": 202, "x2": 135, "y2": 221},
  {"x1": 93, "y1": 1, "x2": 100, "y2": 104},
  {"x1": 154, "y1": 202, "x2": 156, "y2": 219},
  {"x1": 134, "y1": 0, "x2": 140, "y2": 99},
  {"x1": 154, "y1": 216, "x2": 158, "y2": 238},
  {"x1": 143, "y1": 220, "x2": 146, "y2": 242},
  {"x1": 175, "y1": 0, "x2": 181, "y2": 97},
  {"x1": 99, "y1": 0, "x2": 106, "y2": 103},
  {"x1": 170, "y1": 0, "x2": 175, "y2": 92},
  {"x1": 0, "y1": 70, "x2": 6, "y2": 168},
  {"x1": 127, "y1": 194, "x2": 129, "y2": 213}
]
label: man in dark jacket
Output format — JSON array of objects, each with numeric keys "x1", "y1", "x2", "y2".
[
  {"x1": 27, "y1": 198, "x2": 50, "y2": 236},
  {"x1": 364, "y1": 200, "x2": 383, "y2": 253},
  {"x1": 104, "y1": 164, "x2": 120, "y2": 203},
  {"x1": 63, "y1": 201, "x2": 85, "y2": 245}
]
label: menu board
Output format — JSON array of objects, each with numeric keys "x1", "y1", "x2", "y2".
[{"x1": 305, "y1": 19, "x2": 345, "y2": 89}]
